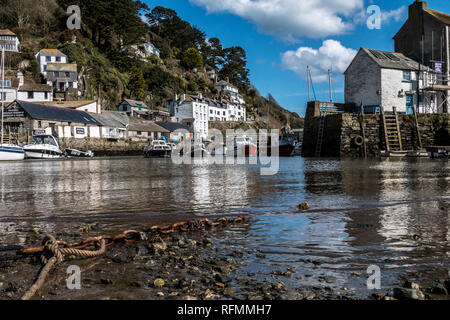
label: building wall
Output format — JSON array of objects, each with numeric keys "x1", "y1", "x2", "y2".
[
  {"x1": 1, "y1": 88, "x2": 17, "y2": 103},
  {"x1": 17, "y1": 91, "x2": 53, "y2": 102},
  {"x1": 345, "y1": 51, "x2": 382, "y2": 107},
  {"x1": 380, "y1": 69, "x2": 417, "y2": 113},
  {"x1": 37, "y1": 53, "x2": 68, "y2": 73}
]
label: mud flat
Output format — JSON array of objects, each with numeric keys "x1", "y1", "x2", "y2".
[{"x1": 1, "y1": 222, "x2": 449, "y2": 301}]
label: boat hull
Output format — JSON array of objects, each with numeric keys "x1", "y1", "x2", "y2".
[
  {"x1": 24, "y1": 149, "x2": 63, "y2": 159},
  {"x1": 0, "y1": 145, "x2": 25, "y2": 161},
  {"x1": 145, "y1": 149, "x2": 172, "y2": 158}
]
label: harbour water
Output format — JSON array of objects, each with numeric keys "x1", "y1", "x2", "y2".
[{"x1": 0, "y1": 157, "x2": 449, "y2": 298}]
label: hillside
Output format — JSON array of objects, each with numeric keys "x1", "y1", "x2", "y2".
[{"x1": 0, "y1": 0, "x2": 304, "y2": 129}]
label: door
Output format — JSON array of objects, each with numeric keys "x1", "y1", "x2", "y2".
[{"x1": 406, "y1": 94, "x2": 414, "y2": 115}]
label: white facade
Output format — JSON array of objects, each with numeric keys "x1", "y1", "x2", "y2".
[
  {"x1": 345, "y1": 48, "x2": 441, "y2": 114},
  {"x1": 35, "y1": 49, "x2": 68, "y2": 74},
  {"x1": 171, "y1": 96, "x2": 209, "y2": 140},
  {"x1": 17, "y1": 90, "x2": 52, "y2": 102},
  {"x1": 0, "y1": 30, "x2": 20, "y2": 52}
]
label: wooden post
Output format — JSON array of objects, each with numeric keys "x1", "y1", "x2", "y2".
[
  {"x1": 360, "y1": 104, "x2": 367, "y2": 158},
  {"x1": 412, "y1": 107, "x2": 423, "y2": 149},
  {"x1": 381, "y1": 106, "x2": 390, "y2": 152},
  {"x1": 393, "y1": 107, "x2": 403, "y2": 151}
]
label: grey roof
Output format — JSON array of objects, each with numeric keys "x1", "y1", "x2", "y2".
[
  {"x1": 90, "y1": 113, "x2": 127, "y2": 128},
  {"x1": 128, "y1": 118, "x2": 169, "y2": 133},
  {"x1": 121, "y1": 99, "x2": 150, "y2": 110},
  {"x1": 155, "y1": 121, "x2": 193, "y2": 132},
  {"x1": 10, "y1": 101, "x2": 101, "y2": 125},
  {"x1": 103, "y1": 110, "x2": 130, "y2": 126},
  {"x1": 361, "y1": 47, "x2": 429, "y2": 71}
]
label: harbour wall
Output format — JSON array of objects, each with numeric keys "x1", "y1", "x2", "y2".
[
  {"x1": 302, "y1": 101, "x2": 450, "y2": 157},
  {"x1": 59, "y1": 138, "x2": 148, "y2": 157}
]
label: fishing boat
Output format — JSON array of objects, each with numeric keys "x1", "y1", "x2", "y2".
[
  {"x1": 23, "y1": 135, "x2": 64, "y2": 159},
  {"x1": 144, "y1": 139, "x2": 172, "y2": 158},
  {"x1": 0, "y1": 45, "x2": 24, "y2": 161},
  {"x1": 233, "y1": 137, "x2": 257, "y2": 157},
  {"x1": 65, "y1": 148, "x2": 94, "y2": 158}
]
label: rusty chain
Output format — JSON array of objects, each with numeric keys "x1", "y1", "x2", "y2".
[{"x1": 15, "y1": 216, "x2": 247, "y2": 300}]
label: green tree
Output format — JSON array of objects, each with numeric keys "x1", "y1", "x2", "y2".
[
  {"x1": 128, "y1": 66, "x2": 146, "y2": 100},
  {"x1": 219, "y1": 46, "x2": 250, "y2": 92},
  {"x1": 182, "y1": 48, "x2": 203, "y2": 70}
]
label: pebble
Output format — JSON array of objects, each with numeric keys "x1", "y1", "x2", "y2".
[
  {"x1": 393, "y1": 288, "x2": 425, "y2": 300},
  {"x1": 298, "y1": 202, "x2": 310, "y2": 210},
  {"x1": 154, "y1": 278, "x2": 165, "y2": 288}
]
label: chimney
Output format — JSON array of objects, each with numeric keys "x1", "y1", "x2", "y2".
[
  {"x1": 17, "y1": 72, "x2": 24, "y2": 87},
  {"x1": 198, "y1": 93, "x2": 202, "y2": 99}
]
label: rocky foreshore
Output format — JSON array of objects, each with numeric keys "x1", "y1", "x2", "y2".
[{"x1": 1, "y1": 223, "x2": 449, "y2": 300}]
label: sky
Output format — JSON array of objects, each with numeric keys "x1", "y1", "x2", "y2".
[{"x1": 144, "y1": 0, "x2": 450, "y2": 116}]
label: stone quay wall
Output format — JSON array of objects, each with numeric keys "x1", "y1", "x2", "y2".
[
  {"x1": 59, "y1": 138, "x2": 148, "y2": 157},
  {"x1": 302, "y1": 101, "x2": 450, "y2": 158}
]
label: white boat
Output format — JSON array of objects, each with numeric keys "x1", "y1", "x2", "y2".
[
  {"x1": 228, "y1": 137, "x2": 257, "y2": 157},
  {"x1": 144, "y1": 140, "x2": 172, "y2": 158},
  {"x1": 23, "y1": 135, "x2": 64, "y2": 159},
  {"x1": 0, "y1": 144, "x2": 25, "y2": 161}
]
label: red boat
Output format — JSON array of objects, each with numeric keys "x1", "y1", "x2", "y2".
[{"x1": 233, "y1": 137, "x2": 258, "y2": 157}]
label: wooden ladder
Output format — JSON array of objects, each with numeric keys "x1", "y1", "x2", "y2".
[
  {"x1": 315, "y1": 114, "x2": 326, "y2": 157},
  {"x1": 381, "y1": 107, "x2": 403, "y2": 152}
]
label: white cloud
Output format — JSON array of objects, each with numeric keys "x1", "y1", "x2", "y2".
[
  {"x1": 281, "y1": 40, "x2": 357, "y2": 82},
  {"x1": 190, "y1": 0, "x2": 365, "y2": 41}
]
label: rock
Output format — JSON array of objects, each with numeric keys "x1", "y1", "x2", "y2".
[
  {"x1": 256, "y1": 253, "x2": 266, "y2": 259},
  {"x1": 304, "y1": 293, "x2": 316, "y2": 300},
  {"x1": 214, "y1": 273, "x2": 231, "y2": 284},
  {"x1": 184, "y1": 295, "x2": 198, "y2": 300},
  {"x1": 412, "y1": 234, "x2": 421, "y2": 241},
  {"x1": 351, "y1": 272, "x2": 361, "y2": 277},
  {"x1": 204, "y1": 289, "x2": 216, "y2": 299},
  {"x1": 393, "y1": 288, "x2": 425, "y2": 300},
  {"x1": 154, "y1": 278, "x2": 165, "y2": 288},
  {"x1": 371, "y1": 292, "x2": 386, "y2": 300},
  {"x1": 152, "y1": 242, "x2": 167, "y2": 251},
  {"x1": 298, "y1": 202, "x2": 310, "y2": 210},
  {"x1": 187, "y1": 239, "x2": 197, "y2": 247},
  {"x1": 156, "y1": 292, "x2": 164, "y2": 297},
  {"x1": 272, "y1": 282, "x2": 285, "y2": 292},
  {"x1": 284, "y1": 271, "x2": 292, "y2": 278},
  {"x1": 403, "y1": 281, "x2": 421, "y2": 291},
  {"x1": 444, "y1": 279, "x2": 450, "y2": 293},
  {"x1": 100, "y1": 278, "x2": 113, "y2": 285},
  {"x1": 224, "y1": 287, "x2": 234, "y2": 297},
  {"x1": 430, "y1": 284, "x2": 448, "y2": 295},
  {"x1": 215, "y1": 282, "x2": 225, "y2": 288}
]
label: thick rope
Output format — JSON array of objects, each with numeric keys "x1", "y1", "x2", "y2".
[{"x1": 21, "y1": 235, "x2": 105, "y2": 300}]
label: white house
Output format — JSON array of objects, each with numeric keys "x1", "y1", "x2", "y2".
[
  {"x1": 215, "y1": 79, "x2": 245, "y2": 105},
  {"x1": 345, "y1": 47, "x2": 441, "y2": 114},
  {"x1": 121, "y1": 43, "x2": 160, "y2": 60},
  {"x1": 0, "y1": 73, "x2": 53, "y2": 103},
  {"x1": 0, "y1": 29, "x2": 20, "y2": 52},
  {"x1": 36, "y1": 49, "x2": 78, "y2": 92},
  {"x1": 167, "y1": 94, "x2": 209, "y2": 140}
]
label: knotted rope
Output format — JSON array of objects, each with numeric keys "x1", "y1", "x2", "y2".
[{"x1": 21, "y1": 234, "x2": 105, "y2": 300}]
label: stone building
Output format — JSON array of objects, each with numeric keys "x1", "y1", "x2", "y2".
[{"x1": 393, "y1": 0, "x2": 450, "y2": 112}]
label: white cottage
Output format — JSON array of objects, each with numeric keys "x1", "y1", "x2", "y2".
[
  {"x1": 0, "y1": 29, "x2": 20, "y2": 52},
  {"x1": 345, "y1": 47, "x2": 441, "y2": 114}
]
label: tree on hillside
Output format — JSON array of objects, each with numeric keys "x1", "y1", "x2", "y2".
[
  {"x1": 182, "y1": 48, "x2": 203, "y2": 70},
  {"x1": 128, "y1": 65, "x2": 146, "y2": 100},
  {"x1": 57, "y1": 0, "x2": 149, "y2": 50},
  {"x1": 201, "y1": 37, "x2": 225, "y2": 68},
  {"x1": 146, "y1": 6, "x2": 206, "y2": 53},
  {"x1": 219, "y1": 46, "x2": 250, "y2": 92}
]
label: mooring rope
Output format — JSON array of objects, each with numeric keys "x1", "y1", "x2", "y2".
[{"x1": 16, "y1": 216, "x2": 247, "y2": 300}]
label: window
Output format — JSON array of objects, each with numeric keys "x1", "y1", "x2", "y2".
[
  {"x1": 137, "y1": 131, "x2": 142, "y2": 136},
  {"x1": 46, "y1": 56, "x2": 51, "y2": 62},
  {"x1": 402, "y1": 71, "x2": 411, "y2": 82},
  {"x1": 56, "y1": 56, "x2": 61, "y2": 62},
  {"x1": 65, "y1": 72, "x2": 70, "y2": 77},
  {"x1": 38, "y1": 121, "x2": 42, "y2": 128},
  {"x1": 28, "y1": 91, "x2": 34, "y2": 99},
  {"x1": 44, "y1": 92, "x2": 48, "y2": 100}
]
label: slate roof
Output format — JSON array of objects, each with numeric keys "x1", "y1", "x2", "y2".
[
  {"x1": 40, "y1": 101, "x2": 96, "y2": 109},
  {"x1": 11, "y1": 101, "x2": 101, "y2": 125},
  {"x1": 18, "y1": 81, "x2": 53, "y2": 92},
  {"x1": 425, "y1": 8, "x2": 450, "y2": 25},
  {"x1": 155, "y1": 121, "x2": 193, "y2": 132},
  {"x1": 122, "y1": 99, "x2": 150, "y2": 109},
  {"x1": 128, "y1": 118, "x2": 169, "y2": 133},
  {"x1": 90, "y1": 113, "x2": 127, "y2": 128},
  {"x1": 38, "y1": 49, "x2": 67, "y2": 57},
  {"x1": 361, "y1": 47, "x2": 429, "y2": 71},
  {"x1": 102, "y1": 110, "x2": 129, "y2": 126}
]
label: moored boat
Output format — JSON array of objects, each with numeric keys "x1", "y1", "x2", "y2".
[
  {"x1": 23, "y1": 135, "x2": 64, "y2": 159},
  {"x1": 65, "y1": 148, "x2": 94, "y2": 158},
  {"x1": 144, "y1": 140, "x2": 172, "y2": 158},
  {"x1": 0, "y1": 144, "x2": 25, "y2": 161},
  {"x1": 233, "y1": 137, "x2": 257, "y2": 157}
]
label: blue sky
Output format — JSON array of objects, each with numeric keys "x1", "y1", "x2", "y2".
[{"x1": 144, "y1": 0, "x2": 450, "y2": 116}]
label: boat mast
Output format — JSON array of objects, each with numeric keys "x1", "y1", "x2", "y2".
[
  {"x1": 1, "y1": 46, "x2": 4, "y2": 145},
  {"x1": 328, "y1": 69, "x2": 332, "y2": 102},
  {"x1": 307, "y1": 66, "x2": 310, "y2": 102}
]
